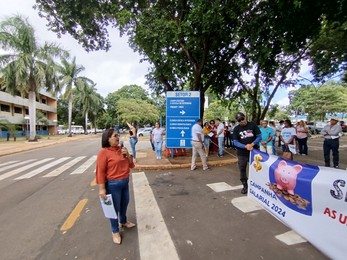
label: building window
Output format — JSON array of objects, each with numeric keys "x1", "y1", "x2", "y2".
[
  {"x1": 0, "y1": 104, "x2": 10, "y2": 112},
  {"x1": 41, "y1": 98, "x2": 47, "y2": 104},
  {"x1": 14, "y1": 107, "x2": 22, "y2": 114}
]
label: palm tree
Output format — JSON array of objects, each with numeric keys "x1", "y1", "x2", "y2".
[
  {"x1": 58, "y1": 56, "x2": 91, "y2": 137},
  {"x1": 0, "y1": 15, "x2": 67, "y2": 141},
  {"x1": 74, "y1": 80, "x2": 103, "y2": 134}
]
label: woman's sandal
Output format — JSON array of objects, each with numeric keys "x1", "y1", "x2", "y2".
[
  {"x1": 121, "y1": 221, "x2": 136, "y2": 228},
  {"x1": 112, "y1": 232, "x2": 122, "y2": 245}
]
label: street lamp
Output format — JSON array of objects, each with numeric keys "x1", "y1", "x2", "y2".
[
  {"x1": 298, "y1": 76, "x2": 323, "y2": 134},
  {"x1": 298, "y1": 73, "x2": 342, "y2": 133},
  {"x1": 295, "y1": 105, "x2": 305, "y2": 123},
  {"x1": 24, "y1": 116, "x2": 30, "y2": 138}
]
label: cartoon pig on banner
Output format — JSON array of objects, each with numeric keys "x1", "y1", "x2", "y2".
[{"x1": 274, "y1": 160, "x2": 303, "y2": 195}]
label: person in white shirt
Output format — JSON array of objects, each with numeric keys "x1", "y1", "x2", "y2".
[
  {"x1": 191, "y1": 119, "x2": 210, "y2": 171},
  {"x1": 151, "y1": 122, "x2": 165, "y2": 159},
  {"x1": 215, "y1": 118, "x2": 225, "y2": 157},
  {"x1": 279, "y1": 119, "x2": 296, "y2": 155},
  {"x1": 321, "y1": 117, "x2": 343, "y2": 168}
]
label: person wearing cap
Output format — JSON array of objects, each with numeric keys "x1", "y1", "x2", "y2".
[
  {"x1": 191, "y1": 119, "x2": 210, "y2": 171},
  {"x1": 233, "y1": 112, "x2": 261, "y2": 194},
  {"x1": 321, "y1": 117, "x2": 343, "y2": 168}
]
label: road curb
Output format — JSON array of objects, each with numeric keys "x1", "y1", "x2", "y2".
[{"x1": 134, "y1": 158, "x2": 238, "y2": 171}]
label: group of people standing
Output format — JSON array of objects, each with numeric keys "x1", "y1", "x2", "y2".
[
  {"x1": 192, "y1": 113, "x2": 343, "y2": 195},
  {"x1": 258, "y1": 119, "x2": 309, "y2": 157},
  {"x1": 94, "y1": 115, "x2": 343, "y2": 245},
  {"x1": 202, "y1": 119, "x2": 237, "y2": 158}
]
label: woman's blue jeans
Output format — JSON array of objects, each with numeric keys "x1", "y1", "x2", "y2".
[
  {"x1": 106, "y1": 178, "x2": 130, "y2": 233},
  {"x1": 154, "y1": 140, "x2": 163, "y2": 158},
  {"x1": 129, "y1": 137, "x2": 138, "y2": 159}
]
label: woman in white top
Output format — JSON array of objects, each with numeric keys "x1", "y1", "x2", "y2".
[
  {"x1": 280, "y1": 119, "x2": 296, "y2": 154},
  {"x1": 296, "y1": 120, "x2": 309, "y2": 155},
  {"x1": 151, "y1": 122, "x2": 165, "y2": 159}
]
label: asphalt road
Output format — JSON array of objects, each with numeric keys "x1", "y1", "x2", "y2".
[{"x1": 0, "y1": 136, "x2": 346, "y2": 259}]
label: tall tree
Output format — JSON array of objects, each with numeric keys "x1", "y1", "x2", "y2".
[
  {"x1": 105, "y1": 85, "x2": 152, "y2": 124},
  {"x1": 88, "y1": 92, "x2": 104, "y2": 133},
  {"x1": 0, "y1": 15, "x2": 67, "y2": 141},
  {"x1": 74, "y1": 80, "x2": 102, "y2": 134},
  {"x1": 35, "y1": 0, "x2": 346, "y2": 120},
  {"x1": 309, "y1": 20, "x2": 347, "y2": 82},
  {"x1": 116, "y1": 98, "x2": 160, "y2": 125},
  {"x1": 58, "y1": 56, "x2": 92, "y2": 136},
  {"x1": 288, "y1": 81, "x2": 347, "y2": 121}
]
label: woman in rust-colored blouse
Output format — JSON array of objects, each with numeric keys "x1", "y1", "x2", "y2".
[{"x1": 96, "y1": 129, "x2": 136, "y2": 245}]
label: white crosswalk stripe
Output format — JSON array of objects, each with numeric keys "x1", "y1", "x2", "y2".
[
  {"x1": 43, "y1": 156, "x2": 86, "y2": 177},
  {"x1": 0, "y1": 161, "x2": 19, "y2": 167},
  {"x1": 206, "y1": 182, "x2": 308, "y2": 246},
  {"x1": 15, "y1": 157, "x2": 71, "y2": 180},
  {"x1": 0, "y1": 156, "x2": 96, "y2": 181},
  {"x1": 0, "y1": 159, "x2": 37, "y2": 173},
  {"x1": 0, "y1": 158, "x2": 54, "y2": 181},
  {"x1": 70, "y1": 155, "x2": 96, "y2": 175}
]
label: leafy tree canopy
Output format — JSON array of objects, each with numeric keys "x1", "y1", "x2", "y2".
[
  {"x1": 116, "y1": 98, "x2": 160, "y2": 126},
  {"x1": 288, "y1": 81, "x2": 347, "y2": 121},
  {"x1": 34, "y1": 0, "x2": 347, "y2": 121}
]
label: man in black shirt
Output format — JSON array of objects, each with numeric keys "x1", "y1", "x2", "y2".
[{"x1": 232, "y1": 112, "x2": 261, "y2": 194}]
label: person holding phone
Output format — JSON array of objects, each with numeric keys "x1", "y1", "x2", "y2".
[
  {"x1": 126, "y1": 121, "x2": 138, "y2": 162},
  {"x1": 96, "y1": 129, "x2": 136, "y2": 245}
]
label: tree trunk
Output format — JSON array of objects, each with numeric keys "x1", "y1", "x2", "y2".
[
  {"x1": 28, "y1": 91, "x2": 37, "y2": 142},
  {"x1": 68, "y1": 93, "x2": 73, "y2": 137},
  {"x1": 85, "y1": 111, "x2": 88, "y2": 134}
]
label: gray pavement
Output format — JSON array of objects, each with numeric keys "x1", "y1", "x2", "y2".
[{"x1": 1, "y1": 134, "x2": 345, "y2": 259}]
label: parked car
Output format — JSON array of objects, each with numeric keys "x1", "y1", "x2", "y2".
[
  {"x1": 340, "y1": 121, "x2": 347, "y2": 132},
  {"x1": 306, "y1": 121, "x2": 328, "y2": 134},
  {"x1": 57, "y1": 129, "x2": 67, "y2": 135},
  {"x1": 137, "y1": 128, "x2": 152, "y2": 137}
]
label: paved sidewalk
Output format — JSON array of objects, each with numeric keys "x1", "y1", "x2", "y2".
[
  {"x1": 0, "y1": 134, "x2": 93, "y2": 157},
  {"x1": 0, "y1": 134, "x2": 238, "y2": 170}
]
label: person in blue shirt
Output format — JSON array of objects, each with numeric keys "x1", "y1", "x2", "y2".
[
  {"x1": 233, "y1": 112, "x2": 261, "y2": 194},
  {"x1": 259, "y1": 120, "x2": 274, "y2": 155}
]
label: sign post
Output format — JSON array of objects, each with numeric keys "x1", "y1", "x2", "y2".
[{"x1": 166, "y1": 91, "x2": 200, "y2": 150}]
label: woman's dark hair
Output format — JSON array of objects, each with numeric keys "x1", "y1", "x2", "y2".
[
  {"x1": 132, "y1": 120, "x2": 139, "y2": 129},
  {"x1": 210, "y1": 120, "x2": 215, "y2": 124},
  {"x1": 284, "y1": 119, "x2": 292, "y2": 127},
  {"x1": 101, "y1": 128, "x2": 114, "y2": 148}
]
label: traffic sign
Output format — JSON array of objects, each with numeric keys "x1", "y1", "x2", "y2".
[{"x1": 166, "y1": 91, "x2": 200, "y2": 148}]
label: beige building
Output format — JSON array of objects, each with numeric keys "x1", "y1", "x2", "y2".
[{"x1": 0, "y1": 89, "x2": 58, "y2": 137}]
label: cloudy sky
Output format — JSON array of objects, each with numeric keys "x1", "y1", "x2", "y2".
[{"x1": 0, "y1": 0, "x2": 150, "y2": 98}]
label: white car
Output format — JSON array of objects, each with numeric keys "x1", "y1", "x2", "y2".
[
  {"x1": 57, "y1": 129, "x2": 67, "y2": 135},
  {"x1": 137, "y1": 128, "x2": 152, "y2": 137}
]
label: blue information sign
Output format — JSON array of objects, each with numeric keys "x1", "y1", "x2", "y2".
[{"x1": 166, "y1": 91, "x2": 200, "y2": 148}]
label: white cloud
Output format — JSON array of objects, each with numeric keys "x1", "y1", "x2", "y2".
[
  {"x1": 0, "y1": 0, "x2": 151, "y2": 98},
  {"x1": 276, "y1": 97, "x2": 289, "y2": 106}
]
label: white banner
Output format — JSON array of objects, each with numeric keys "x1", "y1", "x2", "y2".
[{"x1": 249, "y1": 150, "x2": 347, "y2": 260}]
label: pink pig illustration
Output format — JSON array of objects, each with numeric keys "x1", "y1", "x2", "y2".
[{"x1": 274, "y1": 160, "x2": 303, "y2": 195}]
